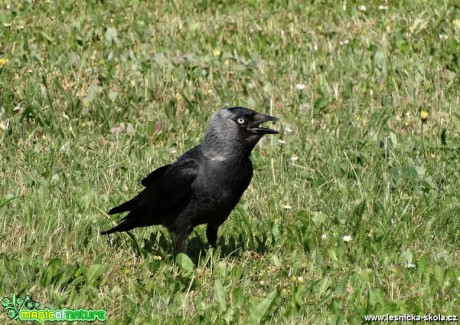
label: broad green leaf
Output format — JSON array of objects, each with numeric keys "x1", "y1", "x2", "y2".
[
  {"x1": 452, "y1": 113, "x2": 460, "y2": 130},
  {"x1": 86, "y1": 83, "x2": 100, "y2": 103},
  {"x1": 312, "y1": 211, "x2": 327, "y2": 225},
  {"x1": 271, "y1": 223, "x2": 280, "y2": 240},
  {"x1": 214, "y1": 279, "x2": 226, "y2": 312},
  {"x1": 44, "y1": 258, "x2": 63, "y2": 286},
  {"x1": 105, "y1": 27, "x2": 118, "y2": 43},
  {"x1": 175, "y1": 253, "x2": 194, "y2": 274},
  {"x1": 247, "y1": 290, "x2": 277, "y2": 325},
  {"x1": 85, "y1": 264, "x2": 107, "y2": 285},
  {"x1": 432, "y1": 265, "x2": 445, "y2": 284},
  {"x1": 334, "y1": 274, "x2": 349, "y2": 295},
  {"x1": 368, "y1": 288, "x2": 384, "y2": 307},
  {"x1": 314, "y1": 97, "x2": 329, "y2": 111},
  {"x1": 389, "y1": 131, "x2": 398, "y2": 146},
  {"x1": 401, "y1": 166, "x2": 418, "y2": 180},
  {"x1": 234, "y1": 288, "x2": 244, "y2": 308}
]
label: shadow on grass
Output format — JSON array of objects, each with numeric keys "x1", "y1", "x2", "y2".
[
  {"x1": 186, "y1": 232, "x2": 270, "y2": 265},
  {"x1": 101, "y1": 226, "x2": 270, "y2": 265}
]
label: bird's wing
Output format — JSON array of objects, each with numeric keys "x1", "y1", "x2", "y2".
[
  {"x1": 131, "y1": 157, "x2": 200, "y2": 218},
  {"x1": 103, "y1": 157, "x2": 200, "y2": 234},
  {"x1": 141, "y1": 164, "x2": 171, "y2": 187}
]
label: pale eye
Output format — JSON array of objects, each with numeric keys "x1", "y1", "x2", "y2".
[{"x1": 237, "y1": 117, "x2": 245, "y2": 125}]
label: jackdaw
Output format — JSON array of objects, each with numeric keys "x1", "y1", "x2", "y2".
[{"x1": 101, "y1": 107, "x2": 279, "y2": 254}]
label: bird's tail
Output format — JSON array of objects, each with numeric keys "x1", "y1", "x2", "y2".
[
  {"x1": 108, "y1": 199, "x2": 136, "y2": 215},
  {"x1": 101, "y1": 217, "x2": 135, "y2": 235},
  {"x1": 102, "y1": 199, "x2": 137, "y2": 235}
]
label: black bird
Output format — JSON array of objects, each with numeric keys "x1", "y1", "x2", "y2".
[{"x1": 101, "y1": 107, "x2": 279, "y2": 254}]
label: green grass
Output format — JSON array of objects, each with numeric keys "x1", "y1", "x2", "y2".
[{"x1": 1, "y1": 0, "x2": 459, "y2": 323}]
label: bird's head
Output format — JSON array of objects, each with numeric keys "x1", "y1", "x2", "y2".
[{"x1": 204, "y1": 107, "x2": 279, "y2": 156}]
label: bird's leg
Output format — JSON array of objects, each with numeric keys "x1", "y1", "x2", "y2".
[
  {"x1": 174, "y1": 226, "x2": 192, "y2": 255},
  {"x1": 206, "y1": 224, "x2": 219, "y2": 248}
]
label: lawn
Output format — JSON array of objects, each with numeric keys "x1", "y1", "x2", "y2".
[{"x1": 0, "y1": 0, "x2": 459, "y2": 323}]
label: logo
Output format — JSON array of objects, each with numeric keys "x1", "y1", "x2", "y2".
[{"x1": 2, "y1": 294, "x2": 107, "y2": 323}]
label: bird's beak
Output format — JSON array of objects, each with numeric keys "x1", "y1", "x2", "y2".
[{"x1": 248, "y1": 113, "x2": 279, "y2": 135}]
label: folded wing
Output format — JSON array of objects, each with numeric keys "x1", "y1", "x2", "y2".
[{"x1": 101, "y1": 158, "x2": 199, "y2": 234}]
